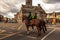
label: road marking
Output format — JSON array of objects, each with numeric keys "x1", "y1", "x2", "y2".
[
  {"x1": 27, "y1": 36, "x2": 36, "y2": 39},
  {"x1": 0, "y1": 34, "x2": 9, "y2": 35},
  {"x1": 0, "y1": 32, "x2": 20, "y2": 39},
  {"x1": 0, "y1": 30, "x2": 6, "y2": 33},
  {"x1": 41, "y1": 29, "x2": 56, "y2": 40},
  {"x1": 17, "y1": 24, "x2": 23, "y2": 30},
  {"x1": 0, "y1": 24, "x2": 23, "y2": 39},
  {"x1": 17, "y1": 26, "x2": 22, "y2": 30},
  {"x1": 18, "y1": 34, "x2": 37, "y2": 39},
  {"x1": 0, "y1": 33, "x2": 16, "y2": 39}
]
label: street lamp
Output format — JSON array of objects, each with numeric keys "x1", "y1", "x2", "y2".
[
  {"x1": 53, "y1": 12, "x2": 56, "y2": 24},
  {"x1": 54, "y1": 12, "x2": 56, "y2": 17}
]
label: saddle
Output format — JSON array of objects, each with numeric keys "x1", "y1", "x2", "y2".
[{"x1": 30, "y1": 19, "x2": 38, "y2": 25}]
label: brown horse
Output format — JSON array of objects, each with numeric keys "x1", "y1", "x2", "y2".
[{"x1": 22, "y1": 15, "x2": 47, "y2": 36}]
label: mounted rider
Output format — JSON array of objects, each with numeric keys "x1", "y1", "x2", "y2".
[
  {"x1": 28, "y1": 12, "x2": 33, "y2": 20},
  {"x1": 28, "y1": 12, "x2": 37, "y2": 21},
  {"x1": 28, "y1": 12, "x2": 38, "y2": 25},
  {"x1": 34, "y1": 13, "x2": 37, "y2": 19},
  {"x1": 27, "y1": 12, "x2": 33, "y2": 25}
]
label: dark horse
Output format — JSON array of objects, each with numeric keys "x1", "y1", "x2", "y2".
[{"x1": 22, "y1": 15, "x2": 47, "y2": 36}]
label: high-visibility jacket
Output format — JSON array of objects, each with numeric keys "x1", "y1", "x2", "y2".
[
  {"x1": 34, "y1": 15, "x2": 37, "y2": 19},
  {"x1": 28, "y1": 14, "x2": 33, "y2": 20},
  {"x1": 29, "y1": 15, "x2": 34, "y2": 19},
  {"x1": 28, "y1": 14, "x2": 37, "y2": 20}
]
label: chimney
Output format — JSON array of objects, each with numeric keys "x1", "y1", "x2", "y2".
[
  {"x1": 38, "y1": 4, "x2": 40, "y2": 7},
  {"x1": 26, "y1": 0, "x2": 32, "y2": 6}
]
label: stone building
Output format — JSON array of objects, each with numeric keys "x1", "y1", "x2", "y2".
[
  {"x1": 46, "y1": 12, "x2": 60, "y2": 23},
  {"x1": 14, "y1": 10, "x2": 22, "y2": 23},
  {"x1": 15, "y1": 0, "x2": 46, "y2": 23},
  {"x1": 21, "y1": 0, "x2": 46, "y2": 18}
]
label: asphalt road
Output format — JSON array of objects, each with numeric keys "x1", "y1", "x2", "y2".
[
  {"x1": 0, "y1": 22, "x2": 60, "y2": 40},
  {"x1": 2, "y1": 28, "x2": 53, "y2": 40},
  {"x1": 45, "y1": 29, "x2": 60, "y2": 40},
  {"x1": 0, "y1": 22, "x2": 22, "y2": 39}
]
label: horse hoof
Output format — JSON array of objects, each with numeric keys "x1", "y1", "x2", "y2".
[
  {"x1": 37, "y1": 34, "x2": 41, "y2": 37},
  {"x1": 27, "y1": 31, "x2": 30, "y2": 35}
]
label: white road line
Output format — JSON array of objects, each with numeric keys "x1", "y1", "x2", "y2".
[
  {"x1": 0, "y1": 30, "x2": 6, "y2": 33},
  {"x1": 27, "y1": 36, "x2": 36, "y2": 39},
  {"x1": 41, "y1": 29, "x2": 56, "y2": 40},
  {"x1": 17, "y1": 23, "x2": 23, "y2": 30},
  {"x1": 18, "y1": 34, "x2": 37, "y2": 39},
  {"x1": 17, "y1": 26, "x2": 22, "y2": 30},
  {"x1": 0, "y1": 34, "x2": 16, "y2": 39},
  {"x1": 0, "y1": 25, "x2": 22, "y2": 39},
  {"x1": 0, "y1": 32, "x2": 20, "y2": 39}
]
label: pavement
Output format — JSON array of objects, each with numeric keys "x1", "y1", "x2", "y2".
[{"x1": 0, "y1": 22, "x2": 60, "y2": 40}]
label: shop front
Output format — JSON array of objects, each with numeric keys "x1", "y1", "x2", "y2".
[
  {"x1": 56, "y1": 15, "x2": 60, "y2": 23},
  {"x1": 47, "y1": 15, "x2": 56, "y2": 24}
]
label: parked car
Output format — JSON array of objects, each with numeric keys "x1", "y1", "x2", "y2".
[{"x1": 8, "y1": 19, "x2": 18, "y2": 23}]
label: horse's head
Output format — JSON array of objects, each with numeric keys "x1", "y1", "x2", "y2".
[{"x1": 22, "y1": 15, "x2": 27, "y2": 22}]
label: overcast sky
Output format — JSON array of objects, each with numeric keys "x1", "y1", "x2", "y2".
[{"x1": 0, "y1": 0, "x2": 60, "y2": 18}]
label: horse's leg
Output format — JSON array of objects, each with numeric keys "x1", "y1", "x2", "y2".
[
  {"x1": 26, "y1": 25, "x2": 30, "y2": 34},
  {"x1": 31, "y1": 25, "x2": 34, "y2": 32},
  {"x1": 42, "y1": 25, "x2": 45, "y2": 33},
  {"x1": 31, "y1": 25, "x2": 34, "y2": 30},
  {"x1": 44, "y1": 25, "x2": 47, "y2": 31},
  {"x1": 36, "y1": 26, "x2": 41, "y2": 36}
]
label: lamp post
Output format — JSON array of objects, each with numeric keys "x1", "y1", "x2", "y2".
[
  {"x1": 53, "y1": 12, "x2": 56, "y2": 24},
  {"x1": 55, "y1": 12, "x2": 56, "y2": 24},
  {"x1": 54, "y1": 12, "x2": 56, "y2": 18}
]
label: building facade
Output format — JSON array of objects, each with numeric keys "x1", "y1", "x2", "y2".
[
  {"x1": 22, "y1": 0, "x2": 46, "y2": 18},
  {"x1": 14, "y1": 10, "x2": 22, "y2": 23},
  {"x1": 15, "y1": 0, "x2": 46, "y2": 23},
  {"x1": 46, "y1": 12, "x2": 60, "y2": 23}
]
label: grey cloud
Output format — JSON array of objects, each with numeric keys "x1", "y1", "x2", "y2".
[
  {"x1": 0, "y1": 11, "x2": 8, "y2": 16},
  {"x1": 0, "y1": 0, "x2": 25, "y2": 18},
  {"x1": 43, "y1": 0, "x2": 60, "y2": 4},
  {"x1": 0, "y1": 0, "x2": 25, "y2": 13},
  {"x1": 11, "y1": 8, "x2": 19, "y2": 13},
  {"x1": 18, "y1": 0, "x2": 25, "y2": 4}
]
